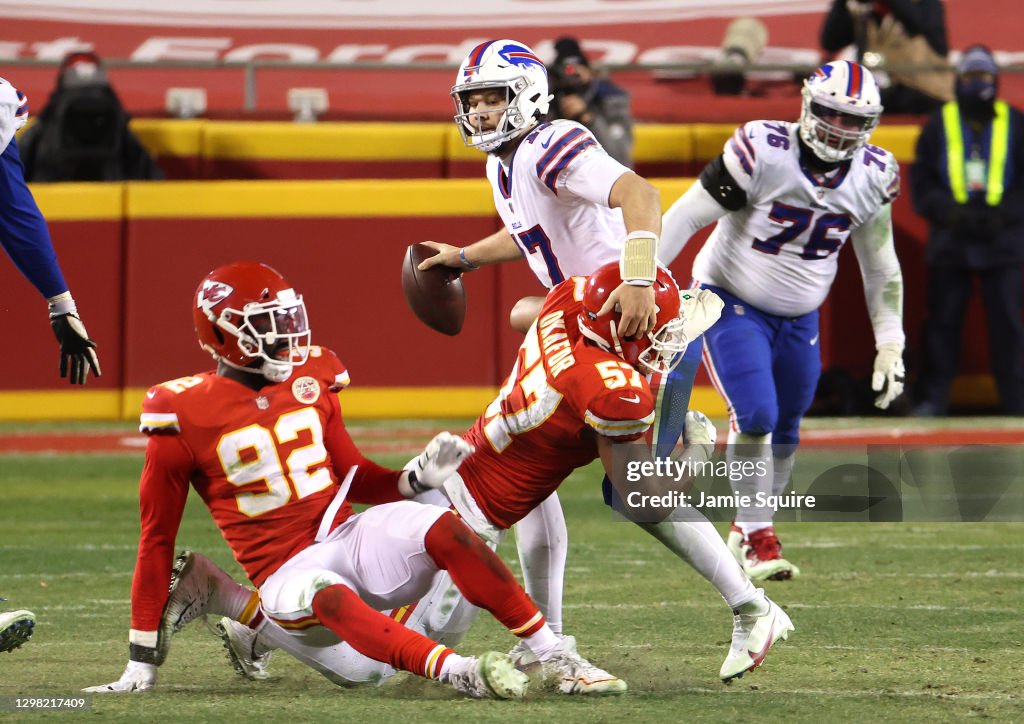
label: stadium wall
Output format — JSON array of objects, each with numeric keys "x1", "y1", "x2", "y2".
[{"x1": 0, "y1": 126, "x2": 1001, "y2": 420}]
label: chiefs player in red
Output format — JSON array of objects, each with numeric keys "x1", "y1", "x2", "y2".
[
  {"x1": 200, "y1": 262, "x2": 794, "y2": 687},
  {"x1": 83, "y1": 261, "x2": 620, "y2": 699}
]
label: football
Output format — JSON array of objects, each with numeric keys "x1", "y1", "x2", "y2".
[{"x1": 401, "y1": 243, "x2": 466, "y2": 336}]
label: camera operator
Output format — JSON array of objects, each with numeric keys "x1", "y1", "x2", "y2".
[{"x1": 548, "y1": 37, "x2": 634, "y2": 168}]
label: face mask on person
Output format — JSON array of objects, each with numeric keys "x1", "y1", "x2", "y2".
[{"x1": 956, "y1": 77, "x2": 997, "y2": 119}]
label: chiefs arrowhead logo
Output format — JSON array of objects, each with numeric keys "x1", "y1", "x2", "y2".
[{"x1": 197, "y1": 280, "x2": 233, "y2": 313}]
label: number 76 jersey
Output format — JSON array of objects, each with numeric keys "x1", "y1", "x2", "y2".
[{"x1": 694, "y1": 119, "x2": 900, "y2": 318}]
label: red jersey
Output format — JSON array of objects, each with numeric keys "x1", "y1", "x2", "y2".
[
  {"x1": 461, "y1": 278, "x2": 656, "y2": 529},
  {"x1": 131, "y1": 346, "x2": 403, "y2": 632}
]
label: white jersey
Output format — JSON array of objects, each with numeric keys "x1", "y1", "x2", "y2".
[
  {"x1": 0, "y1": 77, "x2": 29, "y2": 154},
  {"x1": 693, "y1": 120, "x2": 900, "y2": 317},
  {"x1": 486, "y1": 119, "x2": 631, "y2": 288}
]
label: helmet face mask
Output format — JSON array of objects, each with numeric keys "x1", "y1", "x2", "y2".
[
  {"x1": 451, "y1": 40, "x2": 551, "y2": 153},
  {"x1": 578, "y1": 264, "x2": 688, "y2": 376},
  {"x1": 799, "y1": 61, "x2": 882, "y2": 163},
  {"x1": 194, "y1": 262, "x2": 311, "y2": 384}
]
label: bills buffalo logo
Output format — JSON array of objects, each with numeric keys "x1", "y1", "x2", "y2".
[
  {"x1": 463, "y1": 41, "x2": 544, "y2": 78},
  {"x1": 291, "y1": 376, "x2": 321, "y2": 405},
  {"x1": 808, "y1": 64, "x2": 834, "y2": 85},
  {"x1": 197, "y1": 280, "x2": 233, "y2": 312}
]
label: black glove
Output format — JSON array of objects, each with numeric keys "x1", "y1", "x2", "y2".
[{"x1": 48, "y1": 293, "x2": 101, "y2": 384}]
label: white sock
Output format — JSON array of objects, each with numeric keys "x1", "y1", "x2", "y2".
[
  {"x1": 638, "y1": 519, "x2": 756, "y2": 609},
  {"x1": 438, "y1": 653, "x2": 473, "y2": 682},
  {"x1": 772, "y1": 452, "x2": 796, "y2": 498},
  {"x1": 523, "y1": 625, "x2": 562, "y2": 662},
  {"x1": 728, "y1": 430, "x2": 774, "y2": 536},
  {"x1": 514, "y1": 493, "x2": 567, "y2": 635},
  {"x1": 252, "y1": 618, "x2": 393, "y2": 686}
]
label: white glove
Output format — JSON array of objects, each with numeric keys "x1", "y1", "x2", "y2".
[
  {"x1": 83, "y1": 660, "x2": 157, "y2": 693},
  {"x1": 684, "y1": 410, "x2": 718, "y2": 456},
  {"x1": 679, "y1": 289, "x2": 724, "y2": 341},
  {"x1": 871, "y1": 342, "x2": 905, "y2": 410},
  {"x1": 404, "y1": 432, "x2": 475, "y2": 495}
]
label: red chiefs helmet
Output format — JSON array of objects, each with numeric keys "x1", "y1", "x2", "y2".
[
  {"x1": 578, "y1": 262, "x2": 687, "y2": 375},
  {"x1": 193, "y1": 261, "x2": 311, "y2": 383}
]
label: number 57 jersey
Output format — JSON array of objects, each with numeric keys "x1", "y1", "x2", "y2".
[
  {"x1": 459, "y1": 278, "x2": 656, "y2": 529},
  {"x1": 694, "y1": 120, "x2": 900, "y2": 317}
]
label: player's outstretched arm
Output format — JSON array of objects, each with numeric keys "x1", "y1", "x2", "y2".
[
  {"x1": 398, "y1": 432, "x2": 475, "y2": 498},
  {"x1": 418, "y1": 228, "x2": 522, "y2": 272}
]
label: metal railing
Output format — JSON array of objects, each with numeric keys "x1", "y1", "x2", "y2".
[{"x1": 6, "y1": 57, "x2": 1023, "y2": 112}]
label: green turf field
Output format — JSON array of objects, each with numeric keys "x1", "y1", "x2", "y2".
[{"x1": 1, "y1": 419, "x2": 1022, "y2": 722}]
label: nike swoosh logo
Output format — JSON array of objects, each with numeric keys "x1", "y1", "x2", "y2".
[
  {"x1": 540, "y1": 130, "x2": 557, "y2": 149},
  {"x1": 809, "y1": 334, "x2": 819, "y2": 346},
  {"x1": 146, "y1": 390, "x2": 157, "y2": 399},
  {"x1": 619, "y1": 393, "x2": 641, "y2": 404},
  {"x1": 747, "y1": 620, "x2": 776, "y2": 667}
]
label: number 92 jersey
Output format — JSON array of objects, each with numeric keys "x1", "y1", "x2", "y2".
[
  {"x1": 460, "y1": 278, "x2": 656, "y2": 529},
  {"x1": 138, "y1": 346, "x2": 358, "y2": 586},
  {"x1": 694, "y1": 120, "x2": 900, "y2": 317}
]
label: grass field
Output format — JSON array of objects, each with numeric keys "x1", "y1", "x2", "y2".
[{"x1": 1, "y1": 418, "x2": 1022, "y2": 722}]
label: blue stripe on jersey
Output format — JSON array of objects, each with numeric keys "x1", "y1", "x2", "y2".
[
  {"x1": 542, "y1": 138, "x2": 596, "y2": 192},
  {"x1": 737, "y1": 128, "x2": 756, "y2": 162},
  {"x1": 535, "y1": 128, "x2": 586, "y2": 178},
  {"x1": 0, "y1": 140, "x2": 67, "y2": 298},
  {"x1": 729, "y1": 138, "x2": 754, "y2": 176}
]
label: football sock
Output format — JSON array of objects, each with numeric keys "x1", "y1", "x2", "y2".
[
  {"x1": 311, "y1": 584, "x2": 453, "y2": 679},
  {"x1": 424, "y1": 512, "x2": 546, "y2": 637},
  {"x1": 514, "y1": 492, "x2": 567, "y2": 635},
  {"x1": 522, "y1": 626, "x2": 563, "y2": 662},
  {"x1": 728, "y1": 430, "x2": 774, "y2": 536},
  {"x1": 772, "y1": 451, "x2": 797, "y2": 498},
  {"x1": 638, "y1": 519, "x2": 757, "y2": 608}
]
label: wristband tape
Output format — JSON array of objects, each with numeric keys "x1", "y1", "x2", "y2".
[
  {"x1": 459, "y1": 248, "x2": 479, "y2": 271},
  {"x1": 408, "y1": 469, "x2": 430, "y2": 495},
  {"x1": 620, "y1": 232, "x2": 658, "y2": 286}
]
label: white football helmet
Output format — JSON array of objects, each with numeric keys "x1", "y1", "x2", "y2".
[
  {"x1": 799, "y1": 61, "x2": 883, "y2": 163},
  {"x1": 451, "y1": 39, "x2": 552, "y2": 153}
]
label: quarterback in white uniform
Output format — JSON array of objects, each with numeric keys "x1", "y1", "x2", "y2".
[
  {"x1": 660, "y1": 61, "x2": 906, "y2": 581},
  {"x1": 409, "y1": 39, "x2": 768, "y2": 681}
]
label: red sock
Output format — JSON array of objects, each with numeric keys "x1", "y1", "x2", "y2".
[
  {"x1": 311, "y1": 584, "x2": 452, "y2": 678},
  {"x1": 424, "y1": 512, "x2": 546, "y2": 637}
]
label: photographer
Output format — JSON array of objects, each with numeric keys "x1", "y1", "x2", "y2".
[{"x1": 548, "y1": 37, "x2": 634, "y2": 168}]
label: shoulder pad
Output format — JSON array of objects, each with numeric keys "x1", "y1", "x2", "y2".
[{"x1": 533, "y1": 122, "x2": 599, "y2": 192}]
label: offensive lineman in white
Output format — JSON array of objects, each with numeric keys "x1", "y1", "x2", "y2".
[{"x1": 659, "y1": 61, "x2": 906, "y2": 580}]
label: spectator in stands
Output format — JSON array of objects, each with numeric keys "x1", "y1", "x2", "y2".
[
  {"x1": 821, "y1": 0, "x2": 953, "y2": 114},
  {"x1": 547, "y1": 37, "x2": 634, "y2": 167},
  {"x1": 910, "y1": 45, "x2": 1024, "y2": 415},
  {"x1": 17, "y1": 52, "x2": 163, "y2": 182},
  {"x1": 1, "y1": 76, "x2": 101, "y2": 385}
]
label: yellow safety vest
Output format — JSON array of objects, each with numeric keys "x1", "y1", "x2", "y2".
[{"x1": 943, "y1": 99, "x2": 1010, "y2": 206}]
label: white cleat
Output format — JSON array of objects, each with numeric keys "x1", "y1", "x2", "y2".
[
  {"x1": 0, "y1": 610, "x2": 35, "y2": 653},
  {"x1": 726, "y1": 523, "x2": 745, "y2": 567},
  {"x1": 741, "y1": 528, "x2": 800, "y2": 582},
  {"x1": 507, "y1": 638, "x2": 540, "y2": 673},
  {"x1": 541, "y1": 635, "x2": 627, "y2": 695},
  {"x1": 156, "y1": 550, "x2": 229, "y2": 664},
  {"x1": 215, "y1": 617, "x2": 273, "y2": 681},
  {"x1": 720, "y1": 590, "x2": 794, "y2": 683},
  {"x1": 449, "y1": 651, "x2": 529, "y2": 699}
]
